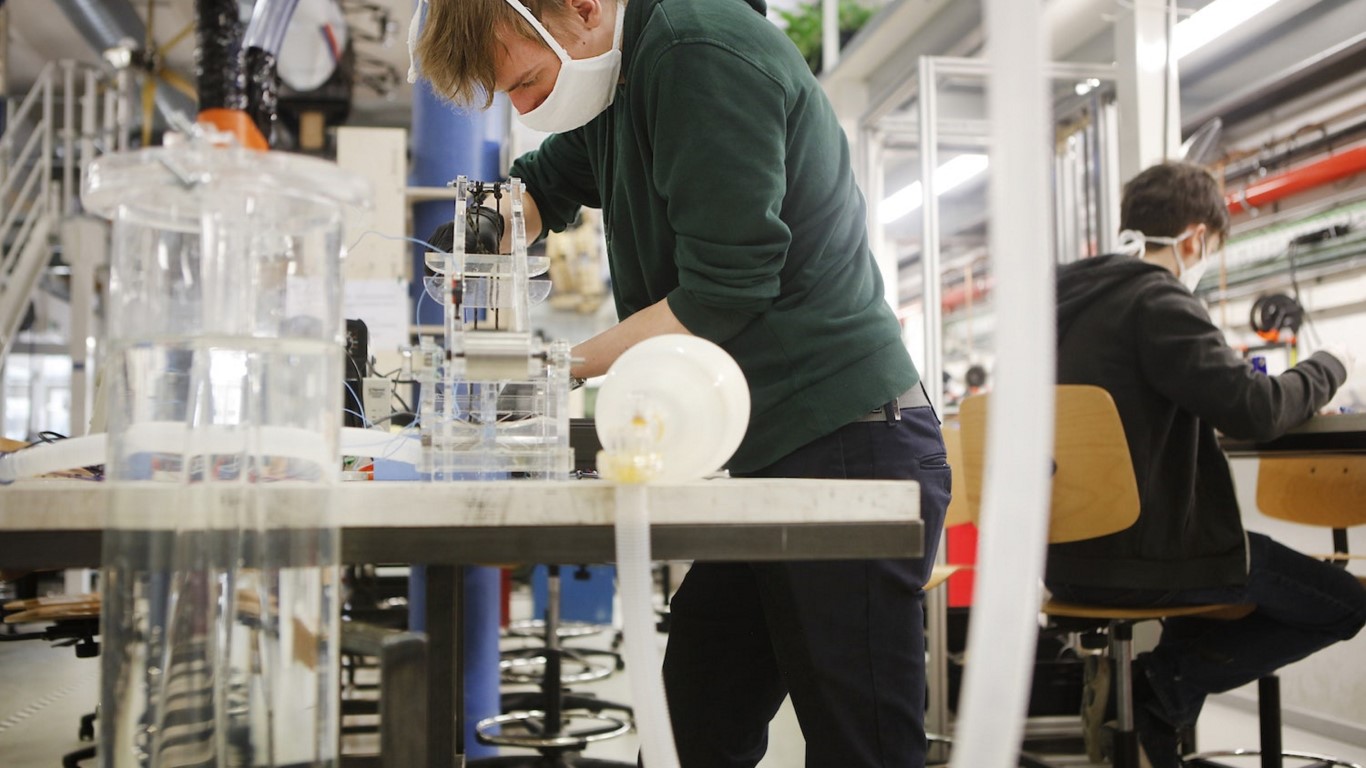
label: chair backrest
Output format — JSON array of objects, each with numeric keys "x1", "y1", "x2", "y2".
[
  {"x1": 941, "y1": 420, "x2": 972, "y2": 529},
  {"x1": 959, "y1": 385, "x2": 1141, "y2": 544},
  {"x1": 1256, "y1": 456, "x2": 1366, "y2": 529}
]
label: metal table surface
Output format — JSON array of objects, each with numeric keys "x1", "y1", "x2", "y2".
[
  {"x1": 1220, "y1": 412, "x2": 1366, "y2": 457},
  {"x1": 0, "y1": 477, "x2": 922, "y2": 768}
]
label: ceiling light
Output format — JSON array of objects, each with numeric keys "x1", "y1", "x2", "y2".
[
  {"x1": 1074, "y1": 78, "x2": 1101, "y2": 96},
  {"x1": 880, "y1": 154, "x2": 990, "y2": 225},
  {"x1": 102, "y1": 40, "x2": 136, "y2": 71},
  {"x1": 1174, "y1": 0, "x2": 1281, "y2": 60}
]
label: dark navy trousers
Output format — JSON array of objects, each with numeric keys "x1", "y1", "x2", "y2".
[
  {"x1": 1049, "y1": 532, "x2": 1366, "y2": 728},
  {"x1": 661, "y1": 406, "x2": 951, "y2": 768}
]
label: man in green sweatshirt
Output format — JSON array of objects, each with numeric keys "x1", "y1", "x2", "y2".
[{"x1": 414, "y1": 0, "x2": 950, "y2": 764}]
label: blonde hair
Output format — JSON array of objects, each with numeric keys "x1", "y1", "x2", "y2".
[{"x1": 416, "y1": 0, "x2": 575, "y2": 108}]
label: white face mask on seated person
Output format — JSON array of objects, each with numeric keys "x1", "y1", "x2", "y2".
[
  {"x1": 501, "y1": 0, "x2": 625, "y2": 133},
  {"x1": 1116, "y1": 227, "x2": 1209, "y2": 293}
]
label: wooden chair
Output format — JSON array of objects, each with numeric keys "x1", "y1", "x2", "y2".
[
  {"x1": 1183, "y1": 456, "x2": 1366, "y2": 768},
  {"x1": 960, "y1": 385, "x2": 1251, "y2": 768},
  {"x1": 925, "y1": 420, "x2": 972, "y2": 593},
  {"x1": 921, "y1": 421, "x2": 974, "y2": 763},
  {"x1": 2, "y1": 594, "x2": 101, "y2": 766}
]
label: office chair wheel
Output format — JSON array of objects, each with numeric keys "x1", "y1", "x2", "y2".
[
  {"x1": 500, "y1": 649, "x2": 616, "y2": 685},
  {"x1": 1184, "y1": 750, "x2": 1362, "y2": 768},
  {"x1": 78, "y1": 710, "x2": 97, "y2": 741},
  {"x1": 506, "y1": 619, "x2": 609, "y2": 640},
  {"x1": 501, "y1": 690, "x2": 632, "y2": 719},
  {"x1": 469, "y1": 755, "x2": 637, "y2": 768},
  {"x1": 475, "y1": 710, "x2": 632, "y2": 750}
]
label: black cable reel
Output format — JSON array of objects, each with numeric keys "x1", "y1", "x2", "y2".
[{"x1": 1250, "y1": 293, "x2": 1304, "y2": 342}]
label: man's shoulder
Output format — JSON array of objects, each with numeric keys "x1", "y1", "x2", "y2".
[{"x1": 629, "y1": 0, "x2": 795, "y2": 74}]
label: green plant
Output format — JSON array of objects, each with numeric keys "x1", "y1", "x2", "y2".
[{"x1": 777, "y1": 0, "x2": 876, "y2": 75}]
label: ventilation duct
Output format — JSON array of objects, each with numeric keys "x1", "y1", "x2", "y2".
[{"x1": 53, "y1": 0, "x2": 197, "y2": 126}]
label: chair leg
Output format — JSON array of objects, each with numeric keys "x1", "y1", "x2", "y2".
[
  {"x1": 1186, "y1": 673, "x2": 1360, "y2": 768},
  {"x1": 62, "y1": 745, "x2": 96, "y2": 768},
  {"x1": 1259, "y1": 676, "x2": 1282, "y2": 768},
  {"x1": 1110, "y1": 620, "x2": 1141, "y2": 768}
]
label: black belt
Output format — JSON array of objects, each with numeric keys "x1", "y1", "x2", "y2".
[{"x1": 854, "y1": 383, "x2": 931, "y2": 423}]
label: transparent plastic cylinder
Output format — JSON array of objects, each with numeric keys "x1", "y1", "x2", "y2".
[{"x1": 82, "y1": 140, "x2": 370, "y2": 768}]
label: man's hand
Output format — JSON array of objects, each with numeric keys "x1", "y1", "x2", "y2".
[{"x1": 425, "y1": 205, "x2": 504, "y2": 256}]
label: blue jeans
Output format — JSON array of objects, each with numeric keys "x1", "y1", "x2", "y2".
[
  {"x1": 661, "y1": 405, "x2": 951, "y2": 768},
  {"x1": 1048, "y1": 532, "x2": 1366, "y2": 728}
]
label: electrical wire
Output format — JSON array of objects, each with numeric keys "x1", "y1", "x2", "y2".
[
  {"x1": 390, "y1": 386, "x2": 413, "y2": 415},
  {"x1": 368, "y1": 411, "x2": 418, "y2": 427},
  {"x1": 1284, "y1": 241, "x2": 1325, "y2": 349},
  {"x1": 343, "y1": 379, "x2": 369, "y2": 428},
  {"x1": 346, "y1": 229, "x2": 447, "y2": 257}
]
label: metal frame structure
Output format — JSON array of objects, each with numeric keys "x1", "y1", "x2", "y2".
[{"x1": 859, "y1": 54, "x2": 1118, "y2": 753}]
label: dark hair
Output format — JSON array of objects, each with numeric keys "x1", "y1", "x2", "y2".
[{"x1": 1119, "y1": 162, "x2": 1229, "y2": 242}]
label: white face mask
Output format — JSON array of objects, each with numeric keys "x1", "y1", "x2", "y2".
[
  {"x1": 1177, "y1": 236, "x2": 1209, "y2": 293},
  {"x1": 502, "y1": 0, "x2": 625, "y2": 133},
  {"x1": 406, "y1": 0, "x2": 426, "y2": 84},
  {"x1": 1116, "y1": 228, "x2": 1208, "y2": 293}
]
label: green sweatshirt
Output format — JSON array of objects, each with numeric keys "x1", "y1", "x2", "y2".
[{"x1": 510, "y1": 0, "x2": 918, "y2": 472}]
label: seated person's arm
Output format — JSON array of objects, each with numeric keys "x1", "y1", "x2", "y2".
[{"x1": 1137, "y1": 282, "x2": 1347, "y2": 442}]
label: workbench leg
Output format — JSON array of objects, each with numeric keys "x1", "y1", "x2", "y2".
[{"x1": 426, "y1": 565, "x2": 465, "y2": 768}]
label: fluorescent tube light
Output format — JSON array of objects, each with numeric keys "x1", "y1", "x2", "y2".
[
  {"x1": 880, "y1": 154, "x2": 990, "y2": 225},
  {"x1": 1174, "y1": 0, "x2": 1281, "y2": 60}
]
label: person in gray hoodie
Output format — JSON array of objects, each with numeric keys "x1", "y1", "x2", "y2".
[{"x1": 1051, "y1": 162, "x2": 1366, "y2": 767}]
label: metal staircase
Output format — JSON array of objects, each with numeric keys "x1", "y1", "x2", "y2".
[{"x1": 1, "y1": 61, "x2": 127, "y2": 363}]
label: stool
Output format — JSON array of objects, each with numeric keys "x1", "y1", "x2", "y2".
[
  {"x1": 960, "y1": 386, "x2": 1255, "y2": 768},
  {"x1": 1043, "y1": 601, "x2": 1254, "y2": 768},
  {"x1": 1183, "y1": 456, "x2": 1366, "y2": 768},
  {"x1": 475, "y1": 565, "x2": 633, "y2": 767}
]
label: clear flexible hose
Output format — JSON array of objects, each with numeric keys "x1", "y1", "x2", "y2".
[
  {"x1": 1, "y1": 426, "x2": 420, "y2": 484},
  {"x1": 613, "y1": 483, "x2": 680, "y2": 768},
  {"x1": 948, "y1": 0, "x2": 1055, "y2": 766}
]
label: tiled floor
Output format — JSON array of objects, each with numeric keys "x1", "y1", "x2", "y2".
[{"x1": 3, "y1": 606, "x2": 1363, "y2": 767}]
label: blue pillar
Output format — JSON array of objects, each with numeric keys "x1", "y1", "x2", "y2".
[
  {"x1": 409, "y1": 59, "x2": 510, "y2": 758},
  {"x1": 411, "y1": 78, "x2": 508, "y2": 324}
]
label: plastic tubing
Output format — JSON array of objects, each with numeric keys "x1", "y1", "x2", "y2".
[
  {"x1": 0, "y1": 426, "x2": 421, "y2": 484},
  {"x1": 120, "y1": 422, "x2": 333, "y2": 470},
  {"x1": 243, "y1": 0, "x2": 302, "y2": 56},
  {"x1": 0, "y1": 434, "x2": 104, "y2": 485},
  {"x1": 339, "y1": 426, "x2": 421, "y2": 465},
  {"x1": 948, "y1": 1, "x2": 1055, "y2": 767},
  {"x1": 613, "y1": 483, "x2": 680, "y2": 768}
]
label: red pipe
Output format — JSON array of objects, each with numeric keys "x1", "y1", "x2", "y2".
[
  {"x1": 1226, "y1": 144, "x2": 1366, "y2": 214},
  {"x1": 942, "y1": 276, "x2": 994, "y2": 314}
]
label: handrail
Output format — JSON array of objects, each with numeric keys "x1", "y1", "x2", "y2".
[
  {"x1": 0, "y1": 160, "x2": 46, "y2": 265},
  {"x1": 1, "y1": 58, "x2": 128, "y2": 370},
  {"x1": 0, "y1": 63, "x2": 55, "y2": 154},
  {"x1": 0, "y1": 62, "x2": 56, "y2": 355},
  {"x1": 0, "y1": 122, "x2": 45, "y2": 204}
]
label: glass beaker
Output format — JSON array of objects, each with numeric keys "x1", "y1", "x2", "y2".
[{"x1": 82, "y1": 139, "x2": 370, "y2": 768}]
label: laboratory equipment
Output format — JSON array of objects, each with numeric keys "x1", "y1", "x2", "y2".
[
  {"x1": 82, "y1": 131, "x2": 370, "y2": 767},
  {"x1": 418, "y1": 176, "x2": 572, "y2": 480}
]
